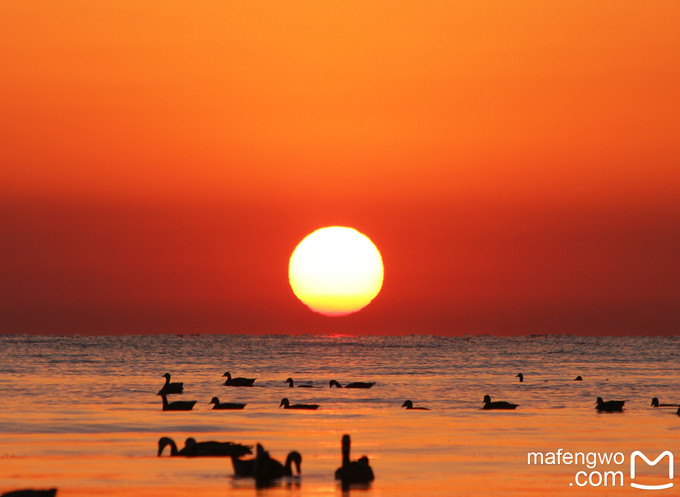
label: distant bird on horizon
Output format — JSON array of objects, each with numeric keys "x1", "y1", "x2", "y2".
[
  {"x1": 223, "y1": 372, "x2": 256, "y2": 387},
  {"x1": 651, "y1": 397, "x2": 680, "y2": 408},
  {"x1": 209, "y1": 396, "x2": 247, "y2": 410},
  {"x1": 157, "y1": 437, "x2": 252, "y2": 457},
  {"x1": 157, "y1": 391, "x2": 196, "y2": 411},
  {"x1": 329, "y1": 380, "x2": 376, "y2": 389},
  {"x1": 335, "y1": 434, "x2": 374, "y2": 488},
  {"x1": 482, "y1": 395, "x2": 518, "y2": 410},
  {"x1": 1, "y1": 490, "x2": 57, "y2": 497},
  {"x1": 596, "y1": 397, "x2": 625, "y2": 412},
  {"x1": 160, "y1": 372, "x2": 183, "y2": 394},
  {"x1": 574, "y1": 376, "x2": 583, "y2": 381},
  {"x1": 279, "y1": 397, "x2": 319, "y2": 410},
  {"x1": 285, "y1": 377, "x2": 314, "y2": 388},
  {"x1": 402, "y1": 400, "x2": 430, "y2": 410},
  {"x1": 516, "y1": 373, "x2": 524, "y2": 383}
]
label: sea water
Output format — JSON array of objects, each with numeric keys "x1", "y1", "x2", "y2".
[{"x1": 1, "y1": 334, "x2": 679, "y2": 496}]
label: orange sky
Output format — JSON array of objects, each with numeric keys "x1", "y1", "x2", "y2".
[{"x1": 1, "y1": 1, "x2": 679, "y2": 334}]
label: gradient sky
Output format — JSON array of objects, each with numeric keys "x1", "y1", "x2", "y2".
[{"x1": 1, "y1": 1, "x2": 679, "y2": 335}]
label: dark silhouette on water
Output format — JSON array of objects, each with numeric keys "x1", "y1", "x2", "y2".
[
  {"x1": 279, "y1": 397, "x2": 319, "y2": 410},
  {"x1": 255, "y1": 444, "x2": 302, "y2": 486},
  {"x1": 160, "y1": 372, "x2": 183, "y2": 394},
  {"x1": 231, "y1": 454, "x2": 256, "y2": 477},
  {"x1": 329, "y1": 380, "x2": 375, "y2": 389},
  {"x1": 516, "y1": 373, "x2": 524, "y2": 383},
  {"x1": 677, "y1": 407, "x2": 680, "y2": 416},
  {"x1": 285, "y1": 377, "x2": 314, "y2": 388},
  {"x1": 1, "y1": 490, "x2": 57, "y2": 497},
  {"x1": 482, "y1": 395, "x2": 518, "y2": 410},
  {"x1": 157, "y1": 391, "x2": 196, "y2": 411},
  {"x1": 574, "y1": 375, "x2": 583, "y2": 381},
  {"x1": 230, "y1": 444, "x2": 301, "y2": 481},
  {"x1": 157, "y1": 437, "x2": 251, "y2": 457},
  {"x1": 335, "y1": 434, "x2": 374, "y2": 488},
  {"x1": 209, "y1": 397, "x2": 247, "y2": 410},
  {"x1": 223, "y1": 371, "x2": 256, "y2": 386},
  {"x1": 596, "y1": 397, "x2": 625, "y2": 412},
  {"x1": 402, "y1": 400, "x2": 430, "y2": 410},
  {"x1": 651, "y1": 397, "x2": 680, "y2": 407}
]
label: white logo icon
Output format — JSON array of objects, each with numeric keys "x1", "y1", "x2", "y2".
[{"x1": 630, "y1": 451, "x2": 674, "y2": 490}]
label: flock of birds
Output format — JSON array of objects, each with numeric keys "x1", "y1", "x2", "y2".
[
  {"x1": 153, "y1": 371, "x2": 378, "y2": 488},
  {"x1": 514, "y1": 371, "x2": 680, "y2": 413},
  {"x1": 158, "y1": 371, "x2": 680, "y2": 414},
  {"x1": 157, "y1": 371, "x2": 525, "y2": 412},
  {"x1": 4, "y1": 369, "x2": 677, "y2": 497},
  {"x1": 0, "y1": 432, "x2": 374, "y2": 494},
  {"x1": 150, "y1": 369, "x2": 680, "y2": 492},
  {"x1": 157, "y1": 372, "x2": 384, "y2": 412},
  {"x1": 156, "y1": 433, "x2": 373, "y2": 489}
]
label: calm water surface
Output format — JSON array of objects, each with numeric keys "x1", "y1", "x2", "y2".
[{"x1": 1, "y1": 334, "x2": 679, "y2": 496}]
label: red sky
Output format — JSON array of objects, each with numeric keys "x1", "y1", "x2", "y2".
[{"x1": 1, "y1": 1, "x2": 679, "y2": 335}]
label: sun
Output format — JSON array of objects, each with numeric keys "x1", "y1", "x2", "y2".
[{"x1": 289, "y1": 226, "x2": 384, "y2": 316}]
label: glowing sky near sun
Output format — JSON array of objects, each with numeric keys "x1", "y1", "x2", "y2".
[{"x1": 0, "y1": 1, "x2": 678, "y2": 335}]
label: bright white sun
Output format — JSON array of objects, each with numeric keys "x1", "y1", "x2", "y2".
[{"x1": 289, "y1": 226, "x2": 384, "y2": 316}]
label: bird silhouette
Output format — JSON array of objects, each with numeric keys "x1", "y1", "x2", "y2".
[
  {"x1": 329, "y1": 380, "x2": 375, "y2": 389},
  {"x1": 516, "y1": 373, "x2": 524, "y2": 383},
  {"x1": 253, "y1": 444, "x2": 302, "y2": 486},
  {"x1": 1, "y1": 490, "x2": 57, "y2": 497},
  {"x1": 401, "y1": 400, "x2": 430, "y2": 410},
  {"x1": 157, "y1": 437, "x2": 251, "y2": 457},
  {"x1": 285, "y1": 377, "x2": 314, "y2": 388},
  {"x1": 279, "y1": 397, "x2": 319, "y2": 410},
  {"x1": 230, "y1": 444, "x2": 301, "y2": 481},
  {"x1": 334, "y1": 434, "x2": 374, "y2": 488},
  {"x1": 157, "y1": 391, "x2": 196, "y2": 411},
  {"x1": 159, "y1": 373, "x2": 183, "y2": 394},
  {"x1": 596, "y1": 397, "x2": 625, "y2": 412},
  {"x1": 651, "y1": 397, "x2": 680, "y2": 407},
  {"x1": 223, "y1": 372, "x2": 255, "y2": 386},
  {"x1": 209, "y1": 397, "x2": 246, "y2": 410},
  {"x1": 231, "y1": 454, "x2": 256, "y2": 477},
  {"x1": 482, "y1": 395, "x2": 518, "y2": 410}
]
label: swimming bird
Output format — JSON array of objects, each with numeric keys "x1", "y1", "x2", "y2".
[
  {"x1": 516, "y1": 373, "x2": 524, "y2": 383},
  {"x1": 651, "y1": 397, "x2": 680, "y2": 407},
  {"x1": 223, "y1": 372, "x2": 256, "y2": 387},
  {"x1": 574, "y1": 376, "x2": 583, "y2": 381},
  {"x1": 279, "y1": 397, "x2": 319, "y2": 410},
  {"x1": 231, "y1": 444, "x2": 301, "y2": 484},
  {"x1": 1, "y1": 490, "x2": 57, "y2": 497},
  {"x1": 209, "y1": 397, "x2": 247, "y2": 410},
  {"x1": 596, "y1": 397, "x2": 625, "y2": 412},
  {"x1": 401, "y1": 400, "x2": 430, "y2": 410},
  {"x1": 157, "y1": 437, "x2": 252, "y2": 457},
  {"x1": 482, "y1": 395, "x2": 518, "y2": 410},
  {"x1": 334, "y1": 434, "x2": 374, "y2": 487},
  {"x1": 253, "y1": 444, "x2": 302, "y2": 484},
  {"x1": 160, "y1": 372, "x2": 183, "y2": 394},
  {"x1": 285, "y1": 377, "x2": 314, "y2": 388},
  {"x1": 157, "y1": 391, "x2": 196, "y2": 411},
  {"x1": 329, "y1": 380, "x2": 376, "y2": 389},
  {"x1": 231, "y1": 454, "x2": 256, "y2": 477}
]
